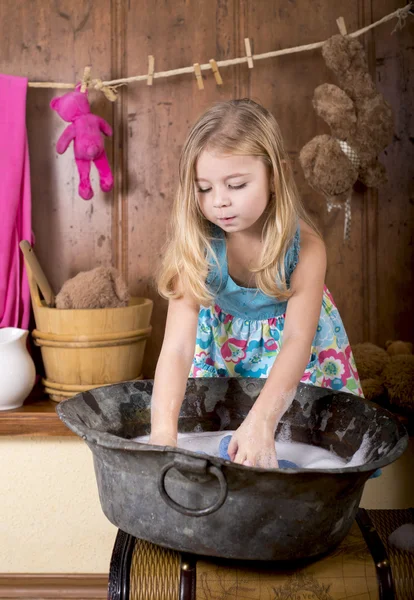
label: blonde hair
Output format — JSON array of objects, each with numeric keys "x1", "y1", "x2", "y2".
[{"x1": 157, "y1": 98, "x2": 315, "y2": 305}]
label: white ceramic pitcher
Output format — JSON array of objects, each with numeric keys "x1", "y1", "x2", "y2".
[{"x1": 0, "y1": 328, "x2": 36, "y2": 410}]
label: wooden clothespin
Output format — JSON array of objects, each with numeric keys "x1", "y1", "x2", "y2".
[
  {"x1": 80, "y1": 65, "x2": 92, "y2": 93},
  {"x1": 147, "y1": 55, "x2": 155, "y2": 86},
  {"x1": 244, "y1": 38, "x2": 254, "y2": 68},
  {"x1": 193, "y1": 63, "x2": 204, "y2": 90},
  {"x1": 336, "y1": 16, "x2": 348, "y2": 36},
  {"x1": 209, "y1": 59, "x2": 223, "y2": 85}
]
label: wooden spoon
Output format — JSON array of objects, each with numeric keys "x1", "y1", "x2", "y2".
[{"x1": 19, "y1": 240, "x2": 55, "y2": 307}]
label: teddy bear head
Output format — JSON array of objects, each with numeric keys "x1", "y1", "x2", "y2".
[
  {"x1": 55, "y1": 266, "x2": 130, "y2": 309},
  {"x1": 50, "y1": 86, "x2": 91, "y2": 123},
  {"x1": 321, "y1": 34, "x2": 377, "y2": 102}
]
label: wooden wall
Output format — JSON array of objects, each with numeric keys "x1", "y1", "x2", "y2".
[{"x1": 1, "y1": 0, "x2": 412, "y2": 377}]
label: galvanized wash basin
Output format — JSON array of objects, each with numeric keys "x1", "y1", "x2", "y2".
[{"x1": 56, "y1": 379, "x2": 408, "y2": 561}]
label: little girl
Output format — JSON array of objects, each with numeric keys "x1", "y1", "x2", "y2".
[{"x1": 150, "y1": 98, "x2": 363, "y2": 468}]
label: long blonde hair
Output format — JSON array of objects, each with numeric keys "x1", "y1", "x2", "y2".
[{"x1": 158, "y1": 98, "x2": 315, "y2": 305}]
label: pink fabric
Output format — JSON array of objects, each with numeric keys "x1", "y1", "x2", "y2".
[{"x1": 0, "y1": 74, "x2": 32, "y2": 329}]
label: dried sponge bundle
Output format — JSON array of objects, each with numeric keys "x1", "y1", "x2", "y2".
[
  {"x1": 382, "y1": 355, "x2": 414, "y2": 411},
  {"x1": 353, "y1": 341, "x2": 414, "y2": 415},
  {"x1": 352, "y1": 342, "x2": 389, "y2": 381},
  {"x1": 299, "y1": 34, "x2": 393, "y2": 205}
]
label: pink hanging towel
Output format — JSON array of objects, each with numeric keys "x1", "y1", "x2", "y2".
[{"x1": 0, "y1": 74, "x2": 32, "y2": 329}]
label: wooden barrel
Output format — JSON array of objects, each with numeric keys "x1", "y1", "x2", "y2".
[{"x1": 24, "y1": 260, "x2": 153, "y2": 402}]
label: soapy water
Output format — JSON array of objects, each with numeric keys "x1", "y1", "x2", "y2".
[{"x1": 132, "y1": 430, "x2": 373, "y2": 469}]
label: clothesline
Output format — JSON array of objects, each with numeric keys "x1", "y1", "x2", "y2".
[{"x1": 27, "y1": 2, "x2": 412, "y2": 101}]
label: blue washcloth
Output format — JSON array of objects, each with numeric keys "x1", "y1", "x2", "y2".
[
  {"x1": 219, "y1": 435, "x2": 232, "y2": 460},
  {"x1": 369, "y1": 468, "x2": 382, "y2": 479},
  {"x1": 218, "y1": 435, "x2": 298, "y2": 468},
  {"x1": 278, "y1": 459, "x2": 299, "y2": 469}
]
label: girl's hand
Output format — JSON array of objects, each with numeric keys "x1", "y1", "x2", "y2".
[{"x1": 227, "y1": 410, "x2": 278, "y2": 468}]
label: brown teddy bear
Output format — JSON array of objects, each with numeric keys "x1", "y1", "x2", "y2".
[
  {"x1": 55, "y1": 266, "x2": 130, "y2": 309},
  {"x1": 353, "y1": 341, "x2": 414, "y2": 416},
  {"x1": 299, "y1": 34, "x2": 394, "y2": 212}
]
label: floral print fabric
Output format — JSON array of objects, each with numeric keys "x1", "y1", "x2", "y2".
[{"x1": 189, "y1": 286, "x2": 363, "y2": 397}]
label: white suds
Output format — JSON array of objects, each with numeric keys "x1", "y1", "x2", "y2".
[{"x1": 132, "y1": 430, "x2": 375, "y2": 469}]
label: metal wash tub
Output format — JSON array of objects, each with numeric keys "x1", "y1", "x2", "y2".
[{"x1": 57, "y1": 379, "x2": 408, "y2": 561}]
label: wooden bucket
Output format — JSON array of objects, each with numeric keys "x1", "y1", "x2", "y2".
[{"x1": 25, "y1": 260, "x2": 153, "y2": 402}]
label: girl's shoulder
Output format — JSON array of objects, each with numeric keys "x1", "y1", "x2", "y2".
[
  {"x1": 295, "y1": 218, "x2": 326, "y2": 273},
  {"x1": 298, "y1": 218, "x2": 325, "y2": 253},
  {"x1": 298, "y1": 218, "x2": 320, "y2": 239},
  {"x1": 285, "y1": 219, "x2": 325, "y2": 283}
]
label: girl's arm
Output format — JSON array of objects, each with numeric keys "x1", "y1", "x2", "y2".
[
  {"x1": 149, "y1": 291, "x2": 200, "y2": 446},
  {"x1": 228, "y1": 221, "x2": 327, "y2": 467}
]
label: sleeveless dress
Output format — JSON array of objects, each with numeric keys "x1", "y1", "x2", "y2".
[{"x1": 189, "y1": 225, "x2": 363, "y2": 397}]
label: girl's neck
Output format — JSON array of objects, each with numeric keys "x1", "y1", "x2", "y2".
[
  {"x1": 225, "y1": 229, "x2": 263, "y2": 245},
  {"x1": 224, "y1": 214, "x2": 267, "y2": 243},
  {"x1": 225, "y1": 229, "x2": 264, "y2": 289}
]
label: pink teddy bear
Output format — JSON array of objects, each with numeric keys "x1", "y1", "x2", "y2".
[{"x1": 50, "y1": 84, "x2": 114, "y2": 200}]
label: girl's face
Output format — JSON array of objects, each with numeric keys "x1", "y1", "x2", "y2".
[{"x1": 195, "y1": 151, "x2": 271, "y2": 235}]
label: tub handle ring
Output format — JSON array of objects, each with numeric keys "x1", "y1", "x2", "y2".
[{"x1": 158, "y1": 459, "x2": 228, "y2": 517}]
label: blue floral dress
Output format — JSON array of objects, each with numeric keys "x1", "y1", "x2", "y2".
[{"x1": 189, "y1": 225, "x2": 363, "y2": 396}]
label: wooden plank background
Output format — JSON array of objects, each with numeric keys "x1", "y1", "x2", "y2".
[{"x1": 0, "y1": 0, "x2": 412, "y2": 377}]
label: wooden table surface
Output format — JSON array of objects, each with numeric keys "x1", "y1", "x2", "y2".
[{"x1": 0, "y1": 385, "x2": 75, "y2": 436}]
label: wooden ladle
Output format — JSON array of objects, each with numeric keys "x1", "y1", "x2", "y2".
[{"x1": 19, "y1": 240, "x2": 55, "y2": 308}]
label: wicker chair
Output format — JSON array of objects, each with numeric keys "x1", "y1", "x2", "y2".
[{"x1": 108, "y1": 508, "x2": 413, "y2": 600}]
